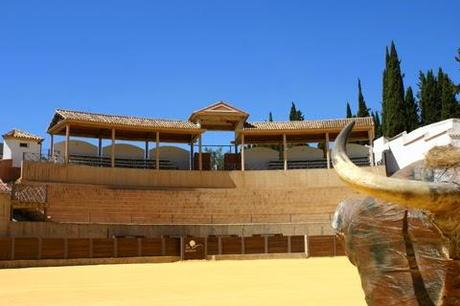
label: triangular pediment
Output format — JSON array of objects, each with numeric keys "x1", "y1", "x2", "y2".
[
  {"x1": 189, "y1": 101, "x2": 249, "y2": 130},
  {"x1": 192, "y1": 101, "x2": 248, "y2": 115}
]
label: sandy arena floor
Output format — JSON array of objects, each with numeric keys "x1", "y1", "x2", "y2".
[{"x1": 0, "y1": 257, "x2": 365, "y2": 306}]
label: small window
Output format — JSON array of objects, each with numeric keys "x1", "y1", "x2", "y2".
[{"x1": 19, "y1": 143, "x2": 28, "y2": 148}]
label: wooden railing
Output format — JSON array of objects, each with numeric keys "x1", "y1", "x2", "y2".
[
  {"x1": 267, "y1": 156, "x2": 370, "y2": 170},
  {"x1": 0, "y1": 235, "x2": 344, "y2": 262},
  {"x1": 68, "y1": 155, "x2": 177, "y2": 170}
]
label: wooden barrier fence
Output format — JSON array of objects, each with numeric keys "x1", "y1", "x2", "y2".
[{"x1": 0, "y1": 235, "x2": 344, "y2": 261}]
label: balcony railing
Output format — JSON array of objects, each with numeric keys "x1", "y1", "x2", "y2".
[{"x1": 23, "y1": 152, "x2": 371, "y2": 170}]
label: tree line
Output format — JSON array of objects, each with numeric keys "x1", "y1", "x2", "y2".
[
  {"x1": 269, "y1": 45, "x2": 460, "y2": 139},
  {"x1": 352, "y1": 43, "x2": 459, "y2": 138}
]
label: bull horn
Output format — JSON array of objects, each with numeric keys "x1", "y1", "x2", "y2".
[{"x1": 331, "y1": 121, "x2": 460, "y2": 212}]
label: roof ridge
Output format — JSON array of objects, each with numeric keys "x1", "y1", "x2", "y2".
[
  {"x1": 3, "y1": 128, "x2": 43, "y2": 140},
  {"x1": 56, "y1": 109, "x2": 193, "y2": 123},
  {"x1": 248, "y1": 117, "x2": 373, "y2": 124}
]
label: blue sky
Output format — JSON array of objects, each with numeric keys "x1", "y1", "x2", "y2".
[{"x1": 1, "y1": 0, "x2": 459, "y2": 148}]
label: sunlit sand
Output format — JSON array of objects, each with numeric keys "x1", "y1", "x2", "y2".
[{"x1": 0, "y1": 257, "x2": 364, "y2": 306}]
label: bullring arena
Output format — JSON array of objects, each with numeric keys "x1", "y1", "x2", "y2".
[
  {"x1": 0, "y1": 102, "x2": 378, "y2": 305},
  {"x1": 0, "y1": 258, "x2": 365, "y2": 306}
]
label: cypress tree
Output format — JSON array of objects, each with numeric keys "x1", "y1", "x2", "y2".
[
  {"x1": 357, "y1": 79, "x2": 370, "y2": 117},
  {"x1": 289, "y1": 102, "x2": 298, "y2": 121},
  {"x1": 403, "y1": 86, "x2": 419, "y2": 132},
  {"x1": 268, "y1": 112, "x2": 273, "y2": 122},
  {"x1": 382, "y1": 42, "x2": 406, "y2": 137},
  {"x1": 456, "y1": 49, "x2": 460, "y2": 94},
  {"x1": 346, "y1": 102, "x2": 353, "y2": 118},
  {"x1": 418, "y1": 70, "x2": 441, "y2": 124},
  {"x1": 372, "y1": 111, "x2": 383, "y2": 138},
  {"x1": 289, "y1": 102, "x2": 304, "y2": 121},
  {"x1": 438, "y1": 69, "x2": 458, "y2": 120}
]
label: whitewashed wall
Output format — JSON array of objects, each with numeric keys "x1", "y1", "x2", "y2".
[
  {"x1": 150, "y1": 146, "x2": 190, "y2": 170},
  {"x1": 245, "y1": 147, "x2": 279, "y2": 170},
  {"x1": 373, "y1": 118, "x2": 460, "y2": 169},
  {"x1": 54, "y1": 140, "x2": 98, "y2": 157},
  {"x1": 3, "y1": 139, "x2": 41, "y2": 167},
  {"x1": 103, "y1": 144, "x2": 145, "y2": 159},
  {"x1": 287, "y1": 146, "x2": 324, "y2": 161}
]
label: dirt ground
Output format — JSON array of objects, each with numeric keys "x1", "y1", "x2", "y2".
[{"x1": 0, "y1": 257, "x2": 365, "y2": 306}]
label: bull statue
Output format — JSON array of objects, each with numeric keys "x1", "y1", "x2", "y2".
[{"x1": 331, "y1": 122, "x2": 460, "y2": 306}]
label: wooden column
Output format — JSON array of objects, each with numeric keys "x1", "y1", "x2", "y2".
[
  {"x1": 325, "y1": 132, "x2": 330, "y2": 169},
  {"x1": 240, "y1": 134, "x2": 245, "y2": 171},
  {"x1": 98, "y1": 136, "x2": 102, "y2": 157},
  {"x1": 198, "y1": 135, "x2": 203, "y2": 171},
  {"x1": 50, "y1": 134, "x2": 54, "y2": 157},
  {"x1": 190, "y1": 141, "x2": 194, "y2": 170},
  {"x1": 368, "y1": 130, "x2": 375, "y2": 166},
  {"x1": 145, "y1": 141, "x2": 149, "y2": 160},
  {"x1": 283, "y1": 134, "x2": 287, "y2": 171},
  {"x1": 111, "y1": 128, "x2": 116, "y2": 168},
  {"x1": 64, "y1": 125, "x2": 70, "y2": 164},
  {"x1": 156, "y1": 132, "x2": 160, "y2": 170}
]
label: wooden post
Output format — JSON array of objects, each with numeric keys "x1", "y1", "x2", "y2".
[
  {"x1": 64, "y1": 124, "x2": 70, "y2": 164},
  {"x1": 145, "y1": 140, "x2": 149, "y2": 159},
  {"x1": 190, "y1": 141, "x2": 194, "y2": 170},
  {"x1": 156, "y1": 132, "x2": 160, "y2": 170},
  {"x1": 325, "y1": 132, "x2": 330, "y2": 169},
  {"x1": 198, "y1": 135, "x2": 203, "y2": 171},
  {"x1": 240, "y1": 134, "x2": 245, "y2": 171},
  {"x1": 98, "y1": 136, "x2": 102, "y2": 157},
  {"x1": 111, "y1": 128, "x2": 115, "y2": 168},
  {"x1": 50, "y1": 134, "x2": 54, "y2": 157},
  {"x1": 368, "y1": 130, "x2": 375, "y2": 166},
  {"x1": 283, "y1": 133, "x2": 287, "y2": 171}
]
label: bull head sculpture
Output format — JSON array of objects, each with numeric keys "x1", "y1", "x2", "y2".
[{"x1": 331, "y1": 121, "x2": 460, "y2": 306}]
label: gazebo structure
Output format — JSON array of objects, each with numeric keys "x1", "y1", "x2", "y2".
[{"x1": 45, "y1": 101, "x2": 375, "y2": 171}]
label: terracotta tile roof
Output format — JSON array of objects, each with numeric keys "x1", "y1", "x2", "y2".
[
  {"x1": 2, "y1": 129, "x2": 44, "y2": 142},
  {"x1": 244, "y1": 117, "x2": 374, "y2": 131},
  {"x1": 49, "y1": 109, "x2": 201, "y2": 131}
]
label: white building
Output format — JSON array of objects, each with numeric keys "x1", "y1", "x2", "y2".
[
  {"x1": 373, "y1": 118, "x2": 460, "y2": 170},
  {"x1": 2, "y1": 129, "x2": 44, "y2": 167}
]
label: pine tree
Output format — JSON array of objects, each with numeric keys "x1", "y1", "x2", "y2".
[
  {"x1": 268, "y1": 112, "x2": 273, "y2": 122},
  {"x1": 418, "y1": 70, "x2": 441, "y2": 124},
  {"x1": 346, "y1": 102, "x2": 353, "y2": 118},
  {"x1": 438, "y1": 69, "x2": 458, "y2": 120},
  {"x1": 289, "y1": 102, "x2": 304, "y2": 121},
  {"x1": 403, "y1": 87, "x2": 419, "y2": 132},
  {"x1": 372, "y1": 111, "x2": 383, "y2": 138},
  {"x1": 382, "y1": 42, "x2": 406, "y2": 137},
  {"x1": 357, "y1": 79, "x2": 370, "y2": 117}
]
